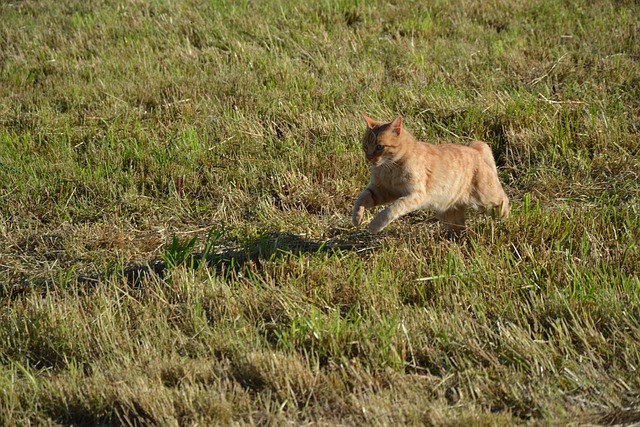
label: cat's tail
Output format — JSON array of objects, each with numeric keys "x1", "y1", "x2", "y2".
[{"x1": 469, "y1": 140, "x2": 498, "y2": 174}]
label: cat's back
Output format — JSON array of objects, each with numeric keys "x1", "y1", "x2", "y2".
[
  {"x1": 409, "y1": 141, "x2": 500, "y2": 195},
  {"x1": 417, "y1": 140, "x2": 496, "y2": 169}
]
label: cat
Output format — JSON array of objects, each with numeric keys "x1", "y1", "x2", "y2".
[{"x1": 352, "y1": 114, "x2": 510, "y2": 235}]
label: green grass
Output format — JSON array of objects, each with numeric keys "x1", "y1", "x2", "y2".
[{"x1": 1, "y1": 0, "x2": 639, "y2": 425}]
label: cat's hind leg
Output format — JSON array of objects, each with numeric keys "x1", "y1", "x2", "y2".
[
  {"x1": 473, "y1": 162, "x2": 510, "y2": 219},
  {"x1": 436, "y1": 206, "x2": 467, "y2": 237},
  {"x1": 476, "y1": 178, "x2": 510, "y2": 219}
]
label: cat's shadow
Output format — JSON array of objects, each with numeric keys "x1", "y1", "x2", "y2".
[
  {"x1": 0, "y1": 231, "x2": 380, "y2": 296},
  {"x1": 2, "y1": 221, "x2": 463, "y2": 296},
  {"x1": 118, "y1": 231, "x2": 381, "y2": 286}
]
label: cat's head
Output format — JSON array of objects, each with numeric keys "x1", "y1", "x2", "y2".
[{"x1": 360, "y1": 114, "x2": 404, "y2": 167}]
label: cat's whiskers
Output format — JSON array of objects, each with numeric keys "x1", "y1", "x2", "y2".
[{"x1": 380, "y1": 157, "x2": 399, "y2": 171}]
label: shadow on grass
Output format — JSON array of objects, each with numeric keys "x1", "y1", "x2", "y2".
[
  {"x1": 112, "y1": 231, "x2": 377, "y2": 286},
  {"x1": 0, "y1": 230, "x2": 378, "y2": 297}
]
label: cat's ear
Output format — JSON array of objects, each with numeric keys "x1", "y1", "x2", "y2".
[
  {"x1": 361, "y1": 113, "x2": 376, "y2": 129},
  {"x1": 390, "y1": 115, "x2": 403, "y2": 135}
]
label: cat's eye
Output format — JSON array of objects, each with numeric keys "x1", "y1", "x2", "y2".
[{"x1": 375, "y1": 144, "x2": 384, "y2": 152}]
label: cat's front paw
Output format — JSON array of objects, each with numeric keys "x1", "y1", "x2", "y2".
[
  {"x1": 367, "y1": 217, "x2": 387, "y2": 234},
  {"x1": 352, "y1": 205, "x2": 365, "y2": 227}
]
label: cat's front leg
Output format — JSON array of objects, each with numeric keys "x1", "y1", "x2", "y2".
[
  {"x1": 368, "y1": 194, "x2": 423, "y2": 233},
  {"x1": 353, "y1": 186, "x2": 395, "y2": 227},
  {"x1": 352, "y1": 188, "x2": 375, "y2": 226}
]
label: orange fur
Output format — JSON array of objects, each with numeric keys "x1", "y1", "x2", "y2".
[{"x1": 353, "y1": 114, "x2": 510, "y2": 234}]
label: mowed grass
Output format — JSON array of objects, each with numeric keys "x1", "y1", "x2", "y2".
[{"x1": 1, "y1": 0, "x2": 639, "y2": 425}]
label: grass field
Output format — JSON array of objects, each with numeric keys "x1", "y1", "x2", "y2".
[{"x1": 1, "y1": 0, "x2": 639, "y2": 425}]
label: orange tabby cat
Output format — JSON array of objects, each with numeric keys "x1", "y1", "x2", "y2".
[{"x1": 353, "y1": 114, "x2": 510, "y2": 234}]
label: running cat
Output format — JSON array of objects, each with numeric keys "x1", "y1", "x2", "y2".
[{"x1": 353, "y1": 114, "x2": 510, "y2": 234}]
